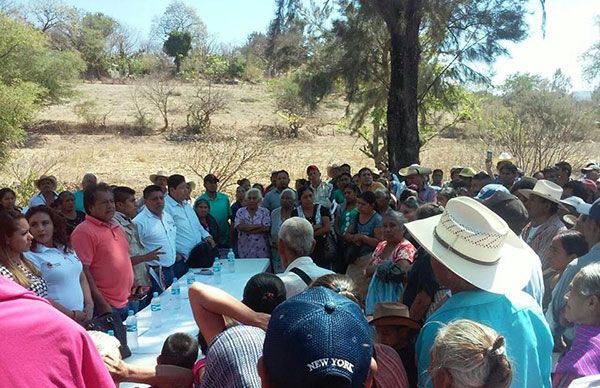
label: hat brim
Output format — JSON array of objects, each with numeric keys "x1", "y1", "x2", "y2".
[
  {"x1": 405, "y1": 215, "x2": 535, "y2": 294},
  {"x1": 35, "y1": 176, "x2": 57, "y2": 188},
  {"x1": 368, "y1": 316, "x2": 422, "y2": 330},
  {"x1": 562, "y1": 214, "x2": 578, "y2": 226},
  {"x1": 518, "y1": 189, "x2": 565, "y2": 207},
  {"x1": 149, "y1": 174, "x2": 168, "y2": 183}
]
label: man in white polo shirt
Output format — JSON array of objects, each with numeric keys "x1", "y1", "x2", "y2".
[
  {"x1": 277, "y1": 217, "x2": 334, "y2": 297},
  {"x1": 134, "y1": 185, "x2": 177, "y2": 295},
  {"x1": 165, "y1": 174, "x2": 214, "y2": 278}
]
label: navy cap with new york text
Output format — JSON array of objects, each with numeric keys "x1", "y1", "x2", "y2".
[{"x1": 262, "y1": 286, "x2": 373, "y2": 388}]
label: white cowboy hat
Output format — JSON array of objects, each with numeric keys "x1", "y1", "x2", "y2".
[
  {"x1": 35, "y1": 175, "x2": 57, "y2": 189},
  {"x1": 405, "y1": 196, "x2": 535, "y2": 294},
  {"x1": 399, "y1": 164, "x2": 433, "y2": 177},
  {"x1": 496, "y1": 152, "x2": 513, "y2": 163},
  {"x1": 518, "y1": 179, "x2": 564, "y2": 205},
  {"x1": 149, "y1": 170, "x2": 170, "y2": 183}
]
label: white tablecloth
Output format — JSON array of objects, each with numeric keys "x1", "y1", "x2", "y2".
[{"x1": 120, "y1": 258, "x2": 269, "y2": 388}]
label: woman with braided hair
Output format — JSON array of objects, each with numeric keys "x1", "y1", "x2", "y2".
[{"x1": 428, "y1": 319, "x2": 512, "y2": 388}]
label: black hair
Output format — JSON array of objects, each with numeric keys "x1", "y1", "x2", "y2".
[
  {"x1": 557, "y1": 230, "x2": 589, "y2": 257},
  {"x1": 339, "y1": 163, "x2": 351, "y2": 170},
  {"x1": 555, "y1": 161, "x2": 572, "y2": 175},
  {"x1": 83, "y1": 183, "x2": 112, "y2": 214},
  {"x1": 159, "y1": 333, "x2": 199, "y2": 369},
  {"x1": 509, "y1": 177, "x2": 537, "y2": 194},
  {"x1": 563, "y1": 180, "x2": 590, "y2": 201},
  {"x1": 415, "y1": 203, "x2": 444, "y2": 220},
  {"x1": 297, "y1": 184, "x2": 314, "y2": 199},
  {"x1": 438, "y1": 187, "x2": 457, "y2": 200},
  {"x1": 499, "y1": 163, "x2": 518, "y2": 175},
  {"x1": 278, "y1": 170, "x2": 290, "y2": 178},
  {"x1": 143, "y1": 184, "x2": 163, "y2": 199},
  {"x1": 344, "y1": 183, "x2": 360, "y2": 194},
  {"x1": 358, "y1": 167, "x2": 373, "y2": 176},
  {"x1": 399, "y1": 188, "x2": 418, "y2": 203},
  {"x1": 542, "y1": 166, "x2": 559, "y2": 175},
  {"x1": 338, "y1": 172, "x2": 352, "y2": 180},
  {"x1": 358, "y1": 190, "x2": 376, "y2": 206},
  {"x1": 473, "y1": 171, "x2": 491, "y2": 181},
  {"x1": 242, "y1": 273, "x2": 286, "y2": 314},
  {"x1": 0, "y1": 187, "x2": 16, "y2": 206},
  {"x1": 167, "y1": 174, "x2": 186, "y2": 191},
  {"x1": 113, "y1": 186, "x2": 136, "y2": 204},
  {"x1": 433, "y1": 169, "x2": 443, "y2": 174}
]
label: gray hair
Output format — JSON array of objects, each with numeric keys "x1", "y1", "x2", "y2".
[
  {"x1": 280, "y1": 188, "x2": 297, "y2": 201},
  {"x1": 430, "y1": 319, "x2": 512, "y2": 388},
  {"x1": 244, "y1": 187, "x2": 263, "y2": 201},
  {"x1": 574, "y1": 263, "x2": 600, "y2": 297},
  {"x1": 383, "y1": 210, "x2": 406, "y2": 227},
  {"x1": 374, "y1": 188, "x2": 390, "y2": 199},
  {"x1": 278, "y1": 217, "x2": 314, "y2": 257}
]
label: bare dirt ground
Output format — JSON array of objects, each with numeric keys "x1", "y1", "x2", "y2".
[{"x1": 2, "y1": 81, "x2": 598, "y2": 199}]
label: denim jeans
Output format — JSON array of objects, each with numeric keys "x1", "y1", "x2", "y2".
[{"x1": 172, "y1": 260, "x2": 188, "y2": 279}]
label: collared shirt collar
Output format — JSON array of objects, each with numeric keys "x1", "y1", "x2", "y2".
[
  {"x1": 284, "y1": 256, "x2": 315, "y2": 272},
  {"x1": 86, "y1": 214, "x2": 119, "y2": 229},
  {"x1": 165, "y1": 194, "x2": 184, "y2": 207}
]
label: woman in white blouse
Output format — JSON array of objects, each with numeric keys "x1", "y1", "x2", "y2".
[{"x1": 25, "y1": 206, "x2": 93, "y2": 322}]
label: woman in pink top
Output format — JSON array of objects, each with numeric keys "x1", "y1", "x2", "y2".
[{"x1": 364, "y1": 210, "x2": 416, "y2": 315}]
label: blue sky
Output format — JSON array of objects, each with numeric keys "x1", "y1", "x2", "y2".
[{"x1": 16, "y1": 0, "x2": 599, "y2": 90}]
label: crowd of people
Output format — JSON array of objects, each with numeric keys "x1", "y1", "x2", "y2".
[{"x1": 1, "y1": 153, "x2": 600, "y2": 388}]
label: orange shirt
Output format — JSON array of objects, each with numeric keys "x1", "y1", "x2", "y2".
[{"x1": 71, "y1": 216, "x2": 133, "y2": 308}]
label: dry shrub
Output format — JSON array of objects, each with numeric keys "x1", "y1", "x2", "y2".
[
  {"x1": 185, "y1": 83, "x2": 226, "y2": 134},
  {"x1": 183, "y1": 138, "x2": 271, "y2": 194},
  {"x1": 5, "y1": 155, "x2": 62, "y2": 207}
]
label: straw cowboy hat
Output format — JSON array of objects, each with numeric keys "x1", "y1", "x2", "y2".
[
  {"x1": 405, "y1": 196, "x2": 536, "y2": 294},
  {"x1": 368, "y1": 302, "x2": 421, "y2": 330},
  {"x1": 399, "y1": 164, "x2": 433, "y2": 177},
  {"x1": 35, "y1": 175, "x2": 57, "y2": 189},
  {"x1": 149, "y1": 170, "x2": 170, "y2": 184},
  {"x1": 518, "y1": 179, "x2": 564, "y2": 205}
]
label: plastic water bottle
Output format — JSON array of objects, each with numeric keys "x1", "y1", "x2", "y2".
[
  {"x1": 187, "y1": 268, "x2": 196, "y2": 285},
  {"x1": 125, "y1": 310, "x2": 138, "y2": 350},
  {"x1": 150, "y1": 292, "x2": 162, "y2": 328},
  {"x1": 213, "y1": 260, "x2": 222, "y2": 285},
  {"x1": 227, "y1": 249, "x2": 235, "y2": 273},
  {"x1": 171, "y1": 277, "x2": 181, "y2": 310}
]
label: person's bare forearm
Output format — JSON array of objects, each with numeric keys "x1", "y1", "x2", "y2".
[
  {"x1": 80, "y1": 272, "x2": 94, "y2": 320},
  {"x1": 189, "y1": 283, "x2": 268, "y2": 345},
  {"x1": 83, "y1": 266, "x2": 112, "y2": 313},
  {"x1": 408, "y1": 290, "x2": 432, "y2": 322},
  {"x1": 108, "y1": 359, "x2": 193, "y2": 388}
]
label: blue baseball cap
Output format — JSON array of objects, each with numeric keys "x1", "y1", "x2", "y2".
[
  {"x1": 475, "y1": 184, "x2": 510, "y2": 201},
  {"x1": 577, "y1": 198, "x2": 600, "y2": 223},
  {"x1": 262, "y1": 287, "x2": 373, "y2": 388}
]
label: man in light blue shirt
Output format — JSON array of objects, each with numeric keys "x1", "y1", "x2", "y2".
[
  {"x1": 405, "y1": 196, "x2": 552, "y2": 388},
  {"x1": 134, "y1": 185, "x2": 177, "y2": 295},
  {"x1": 165, "y1": 175, "x2": 214, "y2": 278},
  {"x1": 263, "y1": 170, "x2": 294, "y2": 212}
]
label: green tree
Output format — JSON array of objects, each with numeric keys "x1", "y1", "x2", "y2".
[
  {"x1": 151, "y1": 0, "x2": 208, "y2": 52},
  {"x1": 479, "y1": 73, "x2": 594, "y2": 174},
  {"x1": 163, "y1": 30, "x2": 192, "y2": 73},
  {"x1": 0, "y1": 13, "x2": 84, "y2": 100},
  {"x1": 275, "y1": 0, "x2": 543, "y2": 172}
]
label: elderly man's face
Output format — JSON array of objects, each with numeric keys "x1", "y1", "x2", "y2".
[
  {"x1": 586, "y1": 170, "x2": 600, "y2": 182},
  {"x1": 155, "y1": 176, "x2": 168, "y2": 190},
  {"x1": 38, "y1": 179, "x2": 55, "y2": 193},
  {"x1": 525, "y1": 194, "x2": 552, "y2": 219},
  {"x1": 145, "y1": 190, "x2": 165, "y2": 216},
  {"x1": 82, "y1": 175, "x2": 97, "y2": 190}
]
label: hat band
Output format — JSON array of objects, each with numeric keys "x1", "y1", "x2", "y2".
[{"x1": 433, "y1": 229, "x2": 500, "y2": 267}]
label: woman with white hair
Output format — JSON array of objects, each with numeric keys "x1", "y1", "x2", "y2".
[
  {"x1": 428, "y1": 319, "x2": 512, "y2": 388},
  {"x1": 554, "y1": 263, "x2": 600, "y2": 387},
  {"x1": 270, "y1": 189, "x2": 296, "y2": 273},
  {"x1": 234, "y1": 188, "x2": 271, "y2": 259}
]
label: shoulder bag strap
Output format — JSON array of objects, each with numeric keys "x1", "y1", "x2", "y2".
[{"x1": 290, "y1": 267, "x2": 312, "y2": 286}]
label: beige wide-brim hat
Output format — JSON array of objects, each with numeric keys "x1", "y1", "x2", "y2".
[
  {"x1": 399, "y1": 164, "x2": 433, "y2": 177},
  {"x1": 518, "y1": 179, "x2": 564, "y2": 205},
  {"x1": 405, "y1": 197, "x2": 535, "y2": 294},
  {"x1": 35, "y1": 175, "x2": 57, "y2": 189},
  {"x1": 368, "y1": 302, "x2": 422, "y2": 330},
  {"x1": 149, "y1": 170, "x2": 170, "y2": 183}
]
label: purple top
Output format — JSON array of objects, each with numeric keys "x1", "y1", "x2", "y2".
[
  {"x1": 234, "y1": 206, "x2": 271, "y2": 259},
  {"x1": 554, "y1": 325, "x2": 600, "y2": 387}
]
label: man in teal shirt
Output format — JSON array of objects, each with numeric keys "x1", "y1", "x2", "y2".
[
  {"x1": 197, "y1": 174, "x2": 231, "y2": 248},
  {"x1": 405, "y1": 196, "x2": 553, "y2": 388},
  {"x1": 73, "y1": 173, "x2": 97, "y2": 213}
]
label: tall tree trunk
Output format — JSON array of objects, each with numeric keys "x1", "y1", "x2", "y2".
[{"x1": 375, "y1": 0, "x2": 422, "y2": 173}]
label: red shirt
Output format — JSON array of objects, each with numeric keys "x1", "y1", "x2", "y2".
[{"x1": 72, "y1": 215, "x2": 133, "y2": 308}]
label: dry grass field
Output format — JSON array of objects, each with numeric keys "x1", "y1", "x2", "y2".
[{"x1": 2, "y1": 81, "x2": 598, "y2": 200}]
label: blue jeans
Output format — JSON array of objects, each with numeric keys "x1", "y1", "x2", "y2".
[{"x1": 172, "y1": 260, "x2": 188, "y2": 279}]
